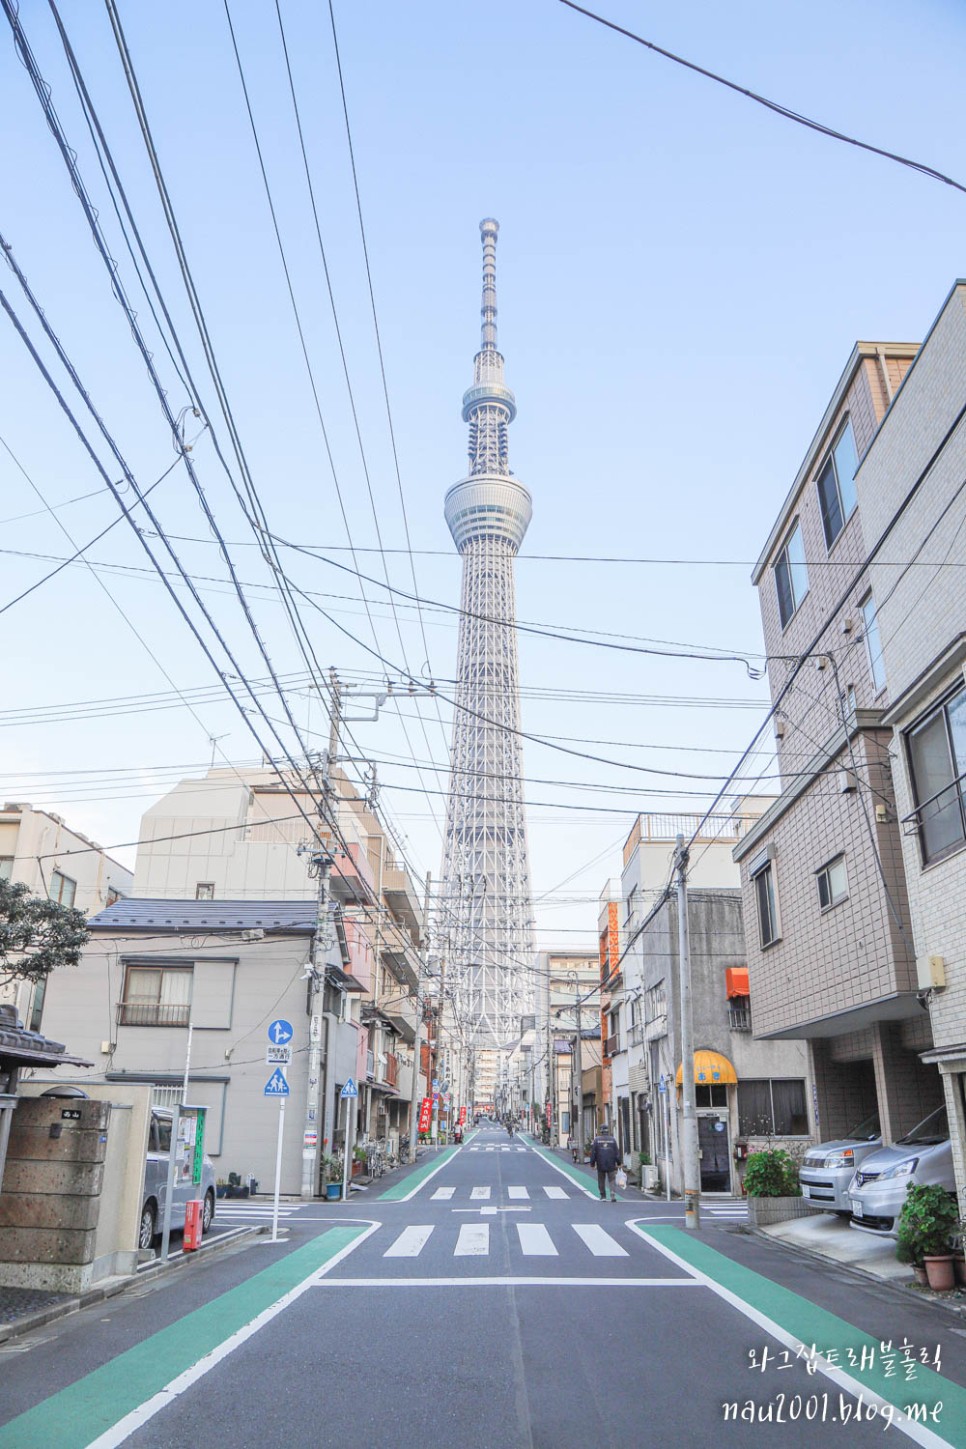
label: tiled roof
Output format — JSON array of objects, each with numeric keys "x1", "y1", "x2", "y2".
[{"x1": 86, "y1": 899, "x2": 317, "y2": 933}]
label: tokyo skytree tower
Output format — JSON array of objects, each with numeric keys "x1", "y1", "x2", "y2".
[{"x1": 441, "y1": 219, "x2": 534, "y2": 1058}]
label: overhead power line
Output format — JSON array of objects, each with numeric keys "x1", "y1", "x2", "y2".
[{"x1": 556, "y1": 0, "x2": 966, "y2": 197}]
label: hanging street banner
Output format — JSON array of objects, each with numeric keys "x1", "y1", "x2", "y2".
[
  {"x1": 545, "y1": 1099, "x2": 552, "y2": 1126},
  {"x1": 459, "y1": 1106, "x2": 467, "y2": 1125},
  {"x1": 418, "y1": 1096, "x2": 433, "y2": 1134}
]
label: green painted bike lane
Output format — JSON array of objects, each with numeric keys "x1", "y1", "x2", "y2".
[
  {"x1": 640, "y1": 1224, "x2": 966, "y2": 1448},
  {"x1": 0, "y1": 1224, "x2": 370, "y2": 1449},
  {"x1": 376, "y1": 1144, "x2": 460, "y2": 1200}
]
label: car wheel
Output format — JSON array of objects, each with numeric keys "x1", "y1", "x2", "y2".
[
  {"x1": 138, "y1": 1201, "x2": 157, "y2": 1250},
  {"x1": 202, "y1": 1189, "x2": 215, "y2": 1235}
]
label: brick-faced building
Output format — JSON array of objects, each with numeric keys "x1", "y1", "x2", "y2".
[
  {"x1": 734, "y1": 335, "x2": 944, "y2": 1148},
  {"x1": 855, "y1": 281, "x2": 966, "y2": 1212}
]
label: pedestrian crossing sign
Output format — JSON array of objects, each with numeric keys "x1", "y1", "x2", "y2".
[
  {"x1": 340, "y1": 1077, "x2": 358, "y2": 1099},
  {"x1": 263, "y1": 1068, "x2": 290, "y2": 1097}
]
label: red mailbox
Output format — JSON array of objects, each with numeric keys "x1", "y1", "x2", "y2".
[{"x1": 183, "y1": 1199, "x2": 203, "y2": 1251}]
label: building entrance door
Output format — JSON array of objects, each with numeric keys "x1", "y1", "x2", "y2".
[{"x1": 698, "y1": 1114, "x2": 731, "y2": 1192}]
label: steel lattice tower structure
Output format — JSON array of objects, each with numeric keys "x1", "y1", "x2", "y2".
[{"x1": 441, "y1": 219, "x2": 534, "y2": 1083}]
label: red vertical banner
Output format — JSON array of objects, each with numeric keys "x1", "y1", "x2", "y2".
[
  {"x1": 545, "y1": 1100, "x2": 552, "y2": 1126},
  {"x1": 418, "y1": 1097, "x2": 433, "y2": 1134},
  {"x1": 459, "y1": 1106, "x2": 467, "y2": 1125}
]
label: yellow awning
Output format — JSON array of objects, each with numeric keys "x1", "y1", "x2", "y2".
[{"x1": 675, "y1": 1049, "x2": 738, "y2": 1086}]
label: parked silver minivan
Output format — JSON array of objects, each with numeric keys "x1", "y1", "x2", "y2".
[
  {"x1": 798, "y1": 1111, "x2": 881, "y2": 1214},
  {"x1": 140, "y1": 1108, "x2": 216, "y2": 1250},
  {"x1": 848, "y1": 1104, "x2": 954, "y2": 1236}
]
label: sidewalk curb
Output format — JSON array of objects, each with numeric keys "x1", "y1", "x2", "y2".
[
  {"x1": 744, "y1": 1224, "x2": 966, "y2": 1320},
  {"x1": 0, "y1": 1225, "x2": 263, "y2": 1348}
]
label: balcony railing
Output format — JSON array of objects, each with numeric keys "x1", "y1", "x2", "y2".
[
  {"x1": 366, "y1": 1049, "x2": 375, "y2": 1079},
  {"x1": 117, "y1": 1001, "x2": 190, "y2": 1027},
  {"x1": 384, "y1": 1052, "x2": 399, "y2": 1089},
  {"x1": 605, "y1": 1033, "x2": 621, "y2": 1057}
]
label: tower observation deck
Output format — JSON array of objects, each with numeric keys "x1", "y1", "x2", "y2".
[{"x1": 441, "y1": 220, "x2": 535, "y2": 1078}]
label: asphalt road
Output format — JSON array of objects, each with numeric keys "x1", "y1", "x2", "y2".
[{"x1": 1, "y1": 1127, "x2": 964, "y2": 1449}]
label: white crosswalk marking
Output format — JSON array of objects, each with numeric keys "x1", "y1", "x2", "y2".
[
  {"x1": 507, "y1": 1186, "x2": 529, "y2": 1200},
  {"x1": 572, "y1": 1225, "x2": 628, "y2": 1258},
  {"x1": 455, "y1": 1224, "x2": 490, "y2": 1256},
  {"x1": 543, "y1": 1186, "x2": 567, "y2": 1200},
  {"x1": 384, "y1": 1226, "x2": 434, "y2": 1258},
  {"x1": 517, "y1": 1224, "x2": 557, "y2": 1256},
  {"x1": 431, "y1": 1187, "x2": 456, "y2": 1200},
  {"x1": 470, "y1": 1186, "x2": 491, "y2": 1200}
]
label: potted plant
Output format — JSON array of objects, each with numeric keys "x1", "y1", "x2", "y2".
[
  {"x1": 352, "y1": 1144, "x2": 367, "y2": 1178},
  {"x1": 743, "y1": 1148, "x2": 810, "y2": 1226},
  {"x1": 895, "y1": 1184, "x2": 959, "y2": 1290}
]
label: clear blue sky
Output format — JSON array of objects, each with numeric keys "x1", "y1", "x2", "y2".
[{"x1": 2, "y1": 0, "x2": 964, "y2": 945}]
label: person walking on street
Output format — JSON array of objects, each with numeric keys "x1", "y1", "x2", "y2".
[{"x1": 589, "y1": 1123, "x2": 621, "y2": 1201}]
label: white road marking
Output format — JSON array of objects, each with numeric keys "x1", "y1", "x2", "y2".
[
  {"x1": 517, "y1": 1224, "x2": 557, "y2": 1256},
  {"x1": 384, "y1": 1226, "x2": 434, "y2": 1258},
  {"x1": 543, "y1": 1186, "x2": 567, "y2": 1200},
  {"x1": 508, "y1": 1186, "x2": 529, "y2": 1199},
  {"x1": 88, "y1": 1220, "x2": 381, "y2": 1448},
  {"x1": 315, "y1": 1277, "x2": 701, "y2": 1288},
  {"x1": 572, "y1": 1224, "x2": 628, "y2": 1258},
  {"x1": 628, "y1": 1224, "x2": 948, "y2": 1449},
  {"x1": 470, "y1": 1186, "x2": 491, "y2": 1200},
  {"x1": 455, "y1": 1223, "x2": 490, "y2": 1256},
  {"x1": 431, "y1": 1187, "x2": 456, "y2": 1200}
]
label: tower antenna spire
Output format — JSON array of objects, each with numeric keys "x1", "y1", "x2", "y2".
[{"x1": 479, "y1": 217, "x2": 499, "y2": 352}]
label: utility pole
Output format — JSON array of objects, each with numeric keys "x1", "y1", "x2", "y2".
[
  {"x1": 573, "y1": 978, "x2": 585, "y2": 1163},
  {"x1": 300, "y1": 672, "x2": 341, "y2": 1199},
  {"x1": 675, "y1": 834, "x2": 701, "y2": 1230},
  {"x1": 433, "y1": 953, "x2": 447, "y2": 1143}
]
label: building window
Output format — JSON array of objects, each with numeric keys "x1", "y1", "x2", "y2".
[
  {"x1": 0, "y1": 858, "x2": 13, "y2": 881},
  {"x1": 118, "y1": 964, "x2": 192, "y2": 1026},
  {"x1": 906, "y1": 684, "x2": 966, "y2": 864},
  {"x1": 816, "y1": 419, "x2": 858, "y2": 549},
  {"x1": 817, "y1": 855, "x2": 848, "y2": 910},
  {"x1": 696, "y1": 1083, "x2": 728, "y2": 1107},
  {"x1": 49, "y1": 870, "x2": 76, "y2": 907},
  {"x1": 195, "y1": 882, "x2": 215, "y2": 901},
  {"x1": 728, "y1": 996, "x2": 751, "y2": 1031},
  {"x1": 752, "y1": 861, "x2": 779, "y2": 947},
  {"x1": 774, "y1": 521, "x2": 808, "y2": 628},
  {"x1": 860, "y1": 593, "x2": 886, "y2": 695},
  {"x1": 738, "y1": 1079, "x2": 808, "y2": 1135}
]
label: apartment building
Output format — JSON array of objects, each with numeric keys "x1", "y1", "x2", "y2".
[
  {"x1": 38, "y1": 766, "x2": 426, "y2": 1192},
  {"x1": 734, "y1": 338, "x2": 942, "y2": 1147},
  {"x1": 853, "y1": 281, "x2": 966, "y2": 1207},
  {"x1": 535, "y1": 949, "x2": 600, "y2": 1145},
  {"x1": 612, "y1": 811, "x2": 808, "y2": 1192},
  {"x1": 0, "y1": 802, "x2": 132, "y2": 1030}
]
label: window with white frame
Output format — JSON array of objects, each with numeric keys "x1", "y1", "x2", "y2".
[
  {"x1": 861, "y1": 593, "x2": 886, "y2": 695},
  {"x1": 906, "y1": 684, "x2": 966, "y2": 864},
  {"x1": 817, "y1": 854, "x2": 848, "y2": 910},
  {"x1": 752, "y1": 860, "x2": 779, "y2": 947},
  {"x1": 816, "y1": 419, "x2": 859, "y2": 549},
  {"x1": 119, "y1": 963, "x2": 192, "y2": 1026},
  {"x1": 49, "y1": 870, "x2": 76, "y2": 906},
  {"x1": 774, "y1": 521, "x2": 809, "y2": 628},
  {"x1": 738, "y1": 1078, "x2": 808, "y2": 1135},
  {"x1": 195, "y1": 882, "x2": 215, "y2": 901}
]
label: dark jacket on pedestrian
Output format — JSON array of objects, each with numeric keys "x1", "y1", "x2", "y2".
[{"x1": 589, "y1": 1130, "x2": 620, "y2": 1173}]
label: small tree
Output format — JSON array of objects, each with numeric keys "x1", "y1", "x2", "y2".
[
  {"x1": 0, "y1": 879, "x2": 89, "y2": 993},
  {"x1": 743, "y1": 1148, "x2": 801, "y2": 1198}
]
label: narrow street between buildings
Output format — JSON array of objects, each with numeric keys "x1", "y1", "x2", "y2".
[{"x1": 1, "y1": 1130, "x2": 964, "y2": 1449}]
